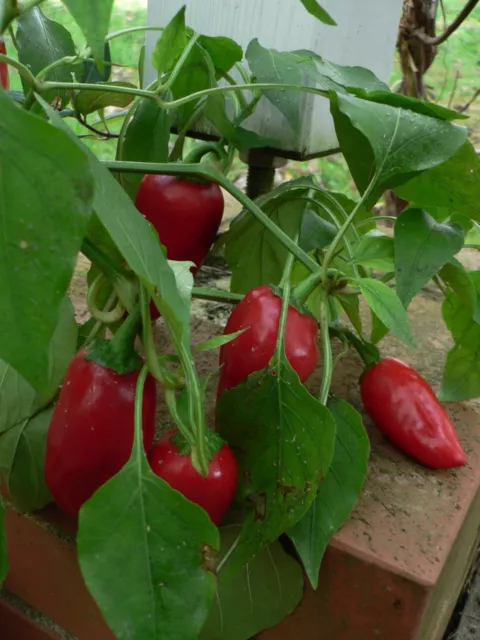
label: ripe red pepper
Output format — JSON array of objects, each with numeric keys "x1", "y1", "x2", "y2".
[
  {"x1": 136, "y1": 175, "x2": 224, "y2": 273},
  {"x1": 45, "y1": 312, "x2": 156, "y2": 516},
  {"x1": 361, "y1": 357, "x2": 466, "y2": 469},
  {"x1": 148, "y1": 429, "x2": 238, "y2": 524},
  {"x1": 217, "y1": 285, "x2": 319, "y2": 397},
  {"x1": 0, "y1": 37, "x2": 9, "y2": 90}
]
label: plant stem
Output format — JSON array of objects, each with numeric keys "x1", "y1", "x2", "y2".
[
  {"x1": 158, "y1": 32, "x2": 200, "y2": 93},
  {"x1": 36, "y1": 54, "x2": 79, "y2": 81},
  {"x1": 356, "y1": 215, "x2": 398, "y2": 227},
  {"x1": 164, "y1": 389, "x2": 196, "y2": 446},
  {"x1": 275, "y1": 251, "x2": 296, "y2": 357},
  {"x1": 133, "y1": 365, "x2": 149, "y2": 455},
  {"x1": 192, "y1": 287, "x2": 244, "y2": 304},
  {"x1": 106, "y1": 25, "x2": 164, "y2": 42},
  {"x1": 318, "y1": 291, "x2": 332, "y2": 405},
  {"x1": 0, "y1": 53, "x2": 36, "y2": 86},
  {"x1": 104, "y1": 160, "x2": 320, "y2": 274},
  {"x1": 40, "y1": 80, "x2": 154, "y2": 101}
]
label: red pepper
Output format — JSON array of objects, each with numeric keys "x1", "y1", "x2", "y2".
[
  {"x1": 135, "y1": 175, "x2": 224, "y2": 273},
  {"x1": 361, "y1": 357, "x2": 466, "y2": 469},
  {"x1": 45, "y1": 311, "x2": 156, "y2": 516},
  {"x1": 148, "y1": 429, "x2": 238, "y2": 524},
  {"x1": 217, "y1": 285, "x2": 319, "y2": 398},
  {"x1": 0, "y1": 37, "x2": 9, "y2": 90}
]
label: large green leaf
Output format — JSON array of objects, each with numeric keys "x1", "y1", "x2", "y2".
[
  {"x1": 217, "y1": 355, "x2": 336, "y2": 576},
  {"x1": 0, "y1": 407, "x2": 53, "y2": 513},
  {"x1": 439, "y1": 273, "x2": 480, "y2": 401},
  {"x1": 245, "y1": 40, "x2": 339, "y2": 134},
  {"x1": 16, "y1": 7, "x2": 76, "y2": 107},
  {"x1": 439, "y1": 259, "x2": 478, "y2": 319},
  {"x1": 77, "y1": 415, "x2": 219, "y2": 640},
  {"x1": 79, "y1": 42, "x2": 112, "y2": 83},
  {"x1": 60, "y1": 0, "x2": 114, "y2": 62},
  {"x1": 200, "y1": 526, "x2": 304, "y2": 640},
  {"x1": 0, "y1": 92, "x2": 93, "y2": 393},
  {"x1": 122, "y1": 98, "x2": 171, "y2": 198},
  {"x1": 330, "y1": 93, "x2": 468, "y2": 201},
  {"x1": 151, "y1": 6, "x2": 187, "y2": 77},
  {"x1": 358, "y1": 91, "x2": 466, "y2": 121},
  {"x1": 298, "y1": 0, "x2": 336, "y2": 25},
  {"x1": 38, "y1": 97, "x2": 190, "y2": 343},
  {"x1": 358, "y1": 278, "x2": 414, "y2": 347},
  {"x1": 288, "y1": 397, "x2": 369, "y2": 588},
  {"x1": 74, "y1": 81, "x2": 136, "y2": 116},
  {"x1": 395, "y1": 142, "x2": 480, "y2": 222},
  {"x1": 0, "y1": 297, "x2": 78, "y2": 434},
  {"x1": 394, "y1": 209, "x2": 464, "y2": 307}
]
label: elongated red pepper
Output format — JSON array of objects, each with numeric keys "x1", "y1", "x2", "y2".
[
  {"x1": 0, "y1": 37, "x2": 9, "y2": 90},
  {"x1": 361, "y1": 357, "x2": 466, "y2": 469},
  {"x1": 45, "y1": 310, "x2": 156, "y2": 515},
  {"x1": 217, "y1": 285, "x2": 319, "y2": 397}
]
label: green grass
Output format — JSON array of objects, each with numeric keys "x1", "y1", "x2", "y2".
[{"x1": 4, "y1": 0, "x2": 479, "y2": 190}]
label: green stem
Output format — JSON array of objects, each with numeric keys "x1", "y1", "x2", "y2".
[
  {"x1": 192, "y1": 287, "x2": 244, "y2": 304},
  {"x1": 357, "y1": 215, "x2": 398, "y2": 227},
  {"x1": 165, "y1": 389, "x2": 196, "y2": 446},
  {"x1": 36, "y1": 54, "x2": 79, "y2": 80},
  {"x1": 0, "y1": 53, "x2": 36, "y2": 86},
  {"x1": 104, "y1": 160, "x2": 319, "y2": 274},
  {"x1": 292, "y1": 270, "x2": 325, "y2": 305},
  {"x1": 109, "y1": 304, "x2": 141, "y2": 352},
  {"x1": 158, "y1": 32, "x2": 200, "y2": 93},
  {"x1": 318, "y1": 291, "x2": 332, "y2": 405},
  {"x1": 40, "y1": 80, "x2": 154, "y2": 101},
  {"x1": 82, "y1": 238, "x2": 130, "y2": 280},
  {"x1": 106, "y1": 25, "x2": 164, "y2": 42},
  {"x1": 83, "y1": 290, "x2": 118, "y2": 347},
  {"x1": 87, "y1": 274, "x2": 124, "y2": 323},
  {"x1": 169, "y1": 100, "x2": 207, "y2": 161},
  {"x1": 133, "y1": 365, "x2": 149, "y2": 456},
  {"x1": 275, "y1": 252, "x2": 295, "y2": 362}
]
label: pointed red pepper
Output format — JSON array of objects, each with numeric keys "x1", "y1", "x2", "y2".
[
  {"x1": 361, "y1": 357, "x2": 466, "y2": 469},
  {"x1": 0, "y1": 37, "x2": 9, "y2": 90}
]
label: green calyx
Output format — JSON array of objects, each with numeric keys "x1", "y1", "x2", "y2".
[
  {"x1": 85, "y1": 305, "x2": 142, "y2": 375},
  {"x1": 172, "y1": 429, "x2": 226, "y2": 461}
]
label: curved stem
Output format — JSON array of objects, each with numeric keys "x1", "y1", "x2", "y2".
[
  {"x1": 40, "y1": 80, "x2": 154, "y2": 101},
  {"x1": 104, "y1": 160, "x2": 320, "y2": 274},
  {"x1": 318, "y1": 291, "x2": 332, "y2": 405},
  {"x1": 169, "y1": 99, "x2": 207, "y2": 161},
  {"x1": 87, "y1": 275, "x2": 124, "y2": 323},
  {"x1": 192, "y1": 287, "x2": 244, "y2": 305},
  {"x1": 165, "y1": 388, "x2": 196, "y2": 446},
  {"x1": 158, "y1": 32, "x2": 200, "y2": 93},
  {"x1": 133, "y1": 365, "x2": 149, "y2": 455},
  {"x1": 83, "y1": 290, "x2": 118, "y2": 347},
  {"x1": 0, "y1": 53, "x2": 36, "y2": 86},
  {"x1": 356, "y1": 215, "x2": 398, "y2": 227},
  {"x1": 106, "y1": 25, "x2": 164, "y2": 42},
  {"x1": 36, "y1": 54, "x2": 79, "y2": 81}
]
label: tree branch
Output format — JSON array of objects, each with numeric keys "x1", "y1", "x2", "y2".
[{"x1": 414, "y1": 0, "x2": 479, "y2": 46}]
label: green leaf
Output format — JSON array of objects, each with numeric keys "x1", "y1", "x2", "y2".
[
  {"x1": 288, "y1": 397, "x2": 369, "y2": 588},
  {"x1": 77, "y1": 436, "x2": 219, "y2": 639},
  {"x1": 358, "y1": 91, "x2": 467, "y2": 121},
  {"x1": 198, "y1": 35, "x2": 242, "y2": 74},
  {"x1": 353, "y1": 231, "x2": 395, "y2": 271},
  {"x1": 204, "y1": 92, "x2": 278, "y2": 152},
  {"x1": 151, "y1": 6, "x2": 187, "y2": 77},
  {"x1": 0, "y1": 92, "x2": 93, "y2": 393},
  {"x1": 195, "y1": 329, "x2": 246, "y2": 354},
  {"x1": 217, "y1": 355, "x2": 336, "y2": 575},
  {"x1": 0, "y1": 407, "x2": 53, "y2": 513},
  {"x1": 298, "y1": 0, "x2": 337, "y2": 25},
  {"x1": 74, "y1": 82, "x2": 136, "y2": 116},
  {"x1": 299, "y1": 209, "x2": 336, "y2": 252},
  {"x1": 358, "y1": 278, "x2": 414, "y2": 347},
  {"x1": 38, "y1": 97, "x2": 190, "y2": 344},
  {"x1": 336, "y1": 294, "x2": 363, "y2": 336},
  {"x1": 370, "y1": 311, "x2": 389, "y2": 345},
  {"x1": 395, "y1": 142, "x2": 480, "y2": 222},
  {"x1": 439, "y1": 259, "x2": 477, "y2": 318},
  {"x1": 439, "y1": 273, "x2": 480, "y2": 401},
  {"x1": 138, "y1": 44, "x2": 146, "y2": 89},
  {"x1": 200, "y1": 526, "x2": 304, "y2": 640},
  {"x1": 0, "y1": 298, "x2": 77, "y2": 434},
  {"x1": 331, "y1": 93, "x2": 468, "y2": 201},
  {"x1": 224, "y1": 178, "x2": 313, "y2": 293},
  {"x1": 394, "y1": 208, "x2": 464, "y2": 307},
  {"x1": 122, "y1": 99, "x2": 171, "y2": 198},
  {"x1": 296, "y1": 51, "x2": 388, "y2": 93},
  {"x1": 60, "y1": 0, "x2": 114, "y2": 62},
  {"x1": 16, "y1": 7, "x2": 76, "y2": 107},
  {"x1": 0, "y1": 499, "x2": 8, "y2": 586},
  {"x1": 79, "y1": 43, "x2": 112, "y2": 83}
]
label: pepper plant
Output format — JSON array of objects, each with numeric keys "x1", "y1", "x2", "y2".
[{"x1": 0, "y1": 1, "x2": 479, "y2": 639}]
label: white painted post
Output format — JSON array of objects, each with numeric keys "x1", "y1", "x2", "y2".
[{"x1": 145, "y1": 0, "x2": 403, "y2": 158}]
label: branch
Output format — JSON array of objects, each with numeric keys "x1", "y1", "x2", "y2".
[
  {"x1": 76, "y1": 113, "x2": 120, "y2": 139},
  {"x1": 459, "y1": 88, "x2": 480, "y2": 112},
  {"x1": 414, "y1": 0, "x2": 479, "y2": 46}
]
